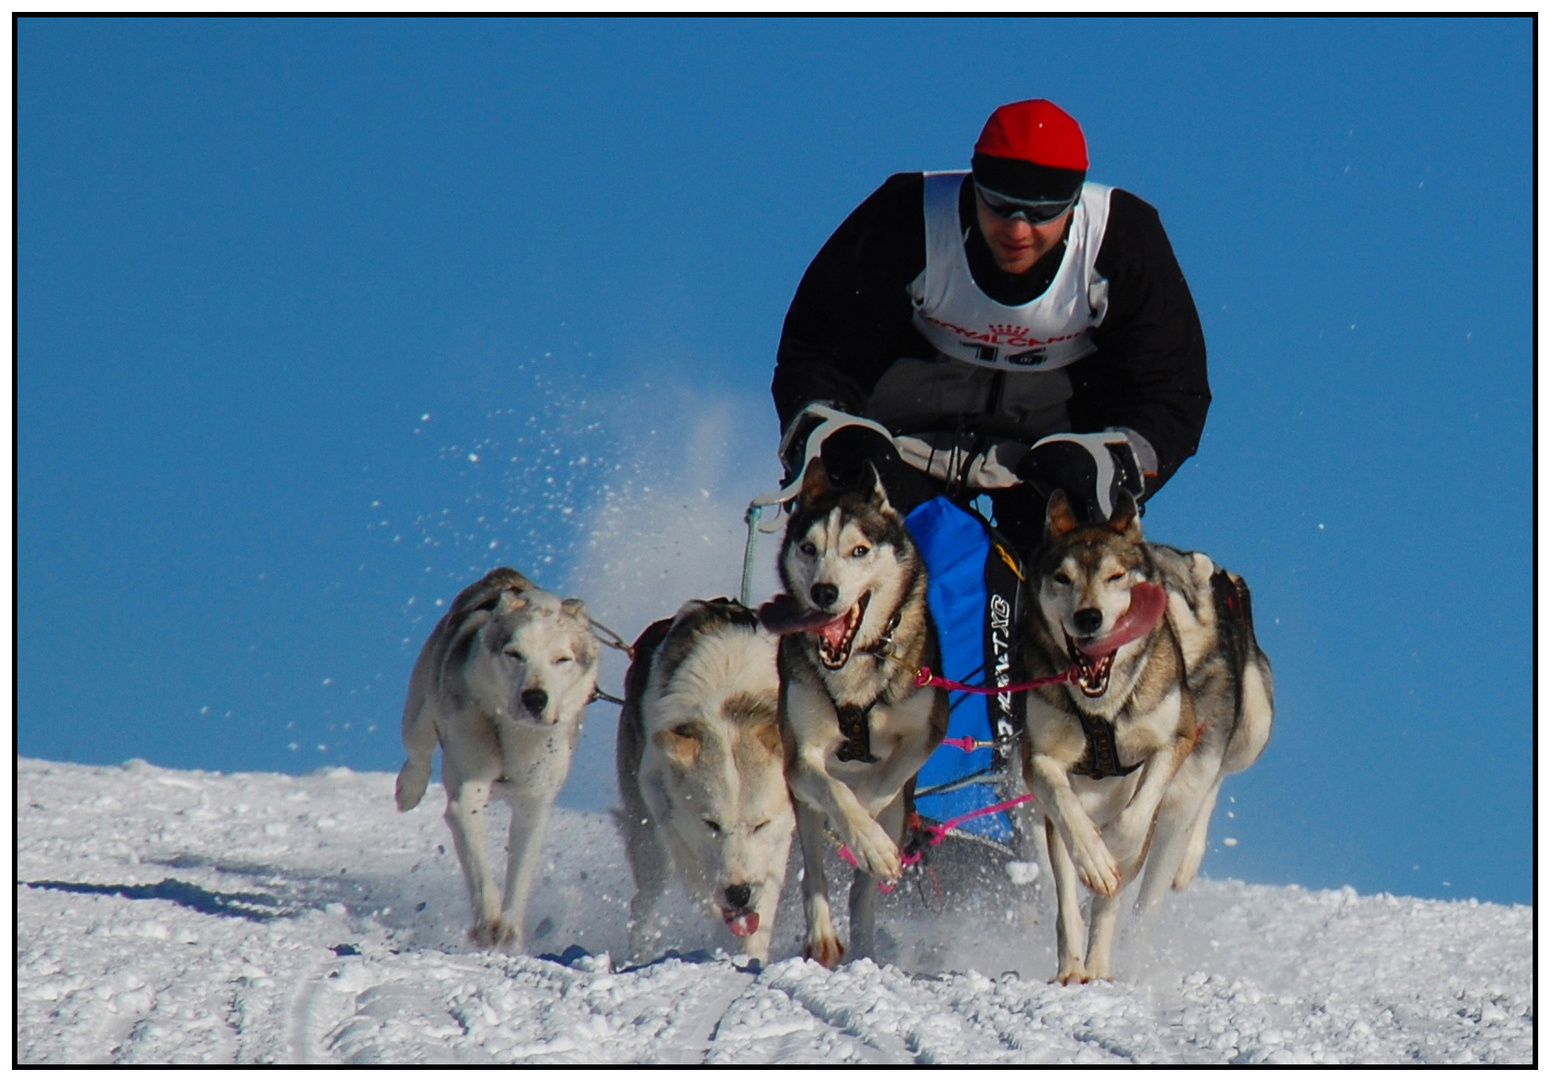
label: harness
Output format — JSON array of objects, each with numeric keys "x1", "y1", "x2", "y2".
[
  {"x1": 1074, "y1": 713, "x2": 1141, "y2": 780},
  {"x1": 915, "y1": 664, "x2": 1140, "y2": 781},
  {"x1": 829, "y1": 610, "x2": 903, "y2": 765},
  {"x1": 835, "y1": 702, "x2": 880, "y2": 764}
]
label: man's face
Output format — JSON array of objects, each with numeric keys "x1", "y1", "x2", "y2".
[{"x1": 975, "y1": 191, "x2": 1072, "y2": 276}]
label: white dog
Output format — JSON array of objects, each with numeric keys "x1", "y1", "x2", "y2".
[
  {"x1": 396, "y1": 567, "x2": 601, "y2": 951},
  {"x1": 616, "y1": 599, "x2": 793, "y2": 965}
]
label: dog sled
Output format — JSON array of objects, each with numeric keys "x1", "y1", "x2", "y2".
[{"x1": 741, "y1": 405, "x2": 1037, "y2": 864}]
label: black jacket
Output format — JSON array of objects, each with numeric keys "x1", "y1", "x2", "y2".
[{"x1": 772, "y1": 172, "x2": 1210, "y2": 494}]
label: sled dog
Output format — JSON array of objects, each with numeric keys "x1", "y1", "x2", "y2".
[
  {"x1": 1021, "y1": 491, "x2": 1273, "y2": 983},
  {"x1": 396, "y1": 567, "x2": 601, "y2": 951},
  {"x1": 616, "y1": 598, "x2": 793, "y2": 964},
  {"x1": 765, "y1": 460, "x2": 949, "y2": 967}
]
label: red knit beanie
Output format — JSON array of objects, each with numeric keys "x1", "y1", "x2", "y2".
[{"x1": 971, "y1": 99, "x2": 1087, "y2": 203}]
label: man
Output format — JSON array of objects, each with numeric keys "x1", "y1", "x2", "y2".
[{"x1": 772, "y1": 98, "x2": 1209, "y2": 535}]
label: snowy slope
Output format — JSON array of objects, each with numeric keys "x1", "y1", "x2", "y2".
[{"x1": 16, "y1": 757, "x2": 1532, "y2": 1065}]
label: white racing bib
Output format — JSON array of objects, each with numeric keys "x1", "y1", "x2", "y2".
[{"x1": 910, "y1": 172, "x2": 1112, "y2": 371}]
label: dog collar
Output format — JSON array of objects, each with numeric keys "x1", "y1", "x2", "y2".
[{"x1": 859, "y1": 610, "x2": 904, "y2": 660}]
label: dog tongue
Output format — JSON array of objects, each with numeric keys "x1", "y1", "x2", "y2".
[
  {"x1": 1078, "y1": 581, "x2": 1167, "y2": 658},
  {"x1": 724, "y1": 911, "x2": 760, "y2": 938},
  {"x1": 815, "y1": 613, "x2": 851, "y2": 652},
  {"x1": 758, "y1": 594, "x2": 834, "y2": 636}
]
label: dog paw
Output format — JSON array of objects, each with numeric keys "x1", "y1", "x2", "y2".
[
  {"x1": 468, "y1": 918, "x2": 521, "y2": 951},
  {"x1": 804, "y1": 933, "x2": 846, "y2": 969},
  {"x1": 1068, "y1": 823, "x2": 1121, "y2": 898},
  {"x1": 1052, "y1": 962, "x2": 1089, "y2": 985},
  {"x1": 845, "y1": 819, "x2": 903, "y2": 881}
]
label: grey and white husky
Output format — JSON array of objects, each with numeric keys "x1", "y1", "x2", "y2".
[
  {"x1": 763, "y1": 460, "x2": 949, "y2": 967},
  {"x1": 616, "y1": 598, "x2": 793, "y2": 965},
  {"x1": 1022, "y1": 490, "x2": 1273, "y2": 983},
  {"x1": 396, "y1": 567, "x2": 601, "y2": 952}
]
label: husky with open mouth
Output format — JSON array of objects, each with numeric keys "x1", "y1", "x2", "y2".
[
  {"x1": 764, "y1": 459, "x2": 949, "y2": 967},
  {"x1": 616, "y1": 598, "x2": 794, "y2": 966},
  {"x1": 1022, "y1": 490, "x2": 1274, "y2": 983}
]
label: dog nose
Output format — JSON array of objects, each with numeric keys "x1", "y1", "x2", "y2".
[
  {"x1": 810, "y1": 583, "x2": 839, "y2": 609},
  {"x1": 521, "y1": 688, "x2": 549, "y2": 715},
  {"x1": 1073, "y1": 608, "x2": 1104, "y2": 635},
  {"x1": 724, "y1": 883, "x2": 752, "y2": 910}
]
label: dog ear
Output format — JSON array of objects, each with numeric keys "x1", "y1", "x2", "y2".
[
  {"x1": 1107, "y1": 490, "x2": 1142, "y2": 541},
  {"x1": 496, "y1": 589, "x2": 529, "y2": 614},
  {"x1": 653, "y1": 723, "x2": 703, "y2": 769},
  {"x1": 865, "y1": 462, "x2": 895, "y2": 514},
  {"x1": 1045, "y1": 490, "x2": 1080, "y2": 538},
  {"x1": 560, "y1": 597, "x2": 587, "y2": 620},
  {"x1": 749, "y1": 718, "x2": 782, "y2": 757},
  {"x1": 800, "y1": 456, "x2": 832, "y2": 506}
]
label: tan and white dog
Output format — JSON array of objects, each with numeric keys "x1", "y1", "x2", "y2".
[
  {"x1": 396, "y1": 568, "x2": 601, "y2": 952},
  {"x1": 616, "y1": 598, "x2": 794, "y2": 965},
  {"x1": 1022, "y1": 491, "x2": 1273, "y2": 983},
  {"x1": 764, "y1": 461, "x2": 949, "y2": 967}
]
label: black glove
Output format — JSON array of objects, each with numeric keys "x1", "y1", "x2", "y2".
[
  {"x1": 1015, "y1": 432, "x2": 1146, "y2": 524},
  {"x1": 778, "y1": 404, "x2": 937, "y2": 513},
  {"x1": 778, "y1": 407, "x2": 835, "y2": 482}
]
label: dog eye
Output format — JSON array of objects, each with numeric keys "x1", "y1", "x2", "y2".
[
  {"x1": 1106, "y1": 572, "x2": 1125, "y2": 583},
  {"x1": 504, "y1": 648, "x2": 526, "y2": 662},
  {"x1": 752, "y1": 820, "x2": 771, "y2": 833},
  {"x1": 703, "y1": 819, "x2": 723, "y2": 835},
  {"x1": 850, "y1": 545, "x2": 869, "y2": 558},
  {"x1": 554, "y1": 656, "x2": 573, "y2": 665},
  {"x1": 1053, "y1": 572, "x2": 1072, "y2": 586},
  {"x1": 800, "y1": 541, "x2": 818, "y2": 557}
]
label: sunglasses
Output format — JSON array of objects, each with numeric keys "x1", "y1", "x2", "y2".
[{"x1": 974, "y1": 182, "x2": 1078, "y2": 226}]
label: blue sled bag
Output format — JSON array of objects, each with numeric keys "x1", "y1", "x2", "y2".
[{"x1": 904, "y1": 497, "x2": 1029, "y2": 848}]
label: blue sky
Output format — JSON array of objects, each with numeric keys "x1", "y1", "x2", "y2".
[{"x1": 18, "y1": 17, "x2": 1532, "y2": 905}]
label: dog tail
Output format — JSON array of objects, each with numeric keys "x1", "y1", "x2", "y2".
[
  {"x1": 396, "y1": 728, "x2": 435, "y2": 811},
  {"x1": 396, "y1": 689, "x2": 439, "y2": 812}
]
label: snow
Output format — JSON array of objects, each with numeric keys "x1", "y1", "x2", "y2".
[{"x1": 17, "y1": 757, "x2": 1532, "y2": 1064}]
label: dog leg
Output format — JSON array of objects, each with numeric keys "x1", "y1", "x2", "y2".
[
  {"x1": 788, "y1": 752, "x2": 903, "y2": 882},
  {"x1": 847, "y1": 791, "x2": 904, "y2": 963},
  {"x1": 1087, "y1": 773, "x2": 1166, "y2": 982},
  {"x1": 1100, "y1": 742, "x2": 1185, "y2": 875},
  {"x1": 743, "y1": 830, "x2": 793, "y2": 966},
  {"x1": 1044, "y1": 816, "x2": 1088, "y2": 984},
  {"x1": 796, "y1": 802, "x2": 844, "y2": 967},
  {"x1": 743, "y1": 888, "x2": 778, "y2": 967},
  {"x1": 619, "y1": 809, "x2": 671, "y2": 962},
  {"x1": 442, "y1": 774, "x2": 503, "y2": 944},
  {"x1": 1026, "y1": 754, "x2": 1119, "y2": 898},
  {"x1": 495, "y1": 795, "x2": 551, "y2": 955},
  {"x1": 1085, "y1": 888, "x2": 1124, "y2": 982},
  {"x1": 1172, "y1": 775, "x2": 1222, "y2": 891},
  {"x1": 1133, "y1": 751, "x2": 1221, "y2": 927},
  {"x1": 1010, "y1": 800, "x2": 1048, "y2": 931},
  {"x1": 847, "y1": 870, "x2": 877, "y2": 963},
  {"x1": 493, "y1": 740, "x2": 576, "y2": 954}
]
